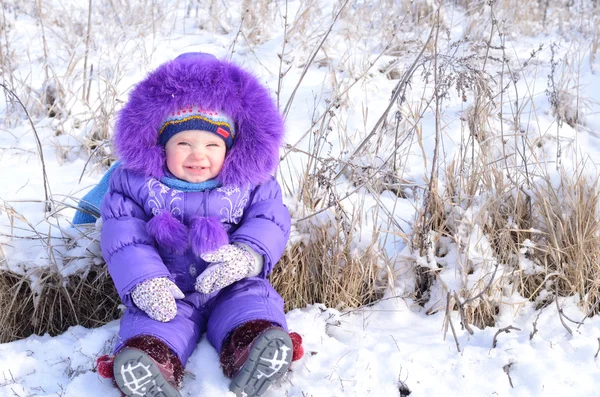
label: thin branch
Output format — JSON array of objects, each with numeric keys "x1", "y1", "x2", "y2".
[
  {"x1": 558, "y1": 308, "x2": 584, "y2": 326},
  {"x1": 503, "y1": 363, "x2": 514, "y2": 388},
  {"x1": 78, "y1": 141, "x2": 108, "y2": 183},
  {"x1": 82, "y1": 0, "x2": 93, "y2": 101},
  {"x1": 295, "y1": 139, "x2": 410, "y2": 223},
  {"x1": 444, "y1": 292, "x2": 461, "y2": 352},
  {"x1": 227, "y1": 6, "x2": 247, "y2": 60},
  {"x1": 280, "y1": 41, "x2": 392, "y2": 161},
  {"x1": 293, "y1": 78, "x2": 436, "y2": 223},
  {"x1": 529, "y1": 309, "x2": 542, "y2": 340},
  {"x1": 282, "y1": 0, "x2": 350, "y2": 120},
  {"x1": 577, "y1": 298, "x2": 600, "y2": 329},
  {"x1": 454, "y1": 291, "x2": 474, "y2": 335},
  {"x1": 333, "y1": 16, "x2": 437, "y2": 181},
  {"x1": 35, "y1": 0, "x2": 50, "y2": 83},
  {"x1": 276, "y1": 0, "x2": 289, "y2": 109},
  {"x1": 492, "y1": 325, "x2": 521, "y2": 348},
  {"x1": 86, "y1": 63, "x2": 93, "y2": 104},
  {"x1": 0, "y1": 83, "x2": 51, "y2": 210},
  {"x1": 416, "y1": 4, "x2": 442, "y2": 265},
  {"x1": 462, "y1": 262, "x2": 501, "y2": 306},
  {"x1": 429, "y1": 1, "x2": 442, "y2": 199},
  {"x1": 555, "y1": 293, "x2": 573, "y2": 335}
]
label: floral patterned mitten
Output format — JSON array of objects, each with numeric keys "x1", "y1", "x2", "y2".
[
  {"x1": 131, "y1": 277, "x2": 185, "y2": 322},
  {"x1": 195, "y1": 244, "x2": 261, "y2": 294}
]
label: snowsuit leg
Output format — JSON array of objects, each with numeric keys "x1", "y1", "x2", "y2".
[
  {"x1": 115, "y1": 294, "x2": 208, "y2": 365},
  {"x1": 205, "y1": 277, "x2": 288, "y2": 353}
]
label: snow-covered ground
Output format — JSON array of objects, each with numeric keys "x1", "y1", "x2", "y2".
[
  {"x1": 1, "y1": 0, "x2": 600, "y2": 396},
  {"x1": 2, "y1": 296, "x2": 600, "y2": 396}
]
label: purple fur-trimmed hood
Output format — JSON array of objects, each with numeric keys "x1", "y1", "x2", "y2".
[{"x1": 114, "y1": 52, "x2": 284, "y2": 186}]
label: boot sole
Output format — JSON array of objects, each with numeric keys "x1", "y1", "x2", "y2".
[
  {"x1": 113, "y1": 347, "x2": 182, "y2": 397},
  {"x1": 229, "y1": 329, "x2": 293, "y2": 397}
]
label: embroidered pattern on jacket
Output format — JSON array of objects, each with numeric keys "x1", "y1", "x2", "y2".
[
  {"x1": 217, "y1": 186, "x2": 249, "y2": 225},
  {"x1": 147, "y1": 179, "x2": 183, "y2": 220}
]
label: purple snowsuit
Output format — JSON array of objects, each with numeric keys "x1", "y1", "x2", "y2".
[{"x1": 100, "y1": 53, "x2": 290, "y2": 365}]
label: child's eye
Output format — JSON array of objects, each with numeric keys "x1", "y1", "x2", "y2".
[{"x1": 177, "y1": 141, "x2": 190, "y2": 146}]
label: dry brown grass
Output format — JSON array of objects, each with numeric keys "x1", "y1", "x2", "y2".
[
  {"x1": 271, "y1": 223, "x2": 385, "y2": 312},
  {"x1": 0, "y1": 199, "x2": 121, "y2": 343},
  {"x1": 0, "y1": 186, "x2": 389, "y2": 344},
  {"x1": 418, "y1": 134, "x2": 600, "y2": 329},
  {"x1": 1, "y1": 0, "x2": 599, "y2": 343},
  {"x1": 0, "y1": 265, "x2": 120, "y2": 343},
  {"x1": 522, "y1": 170, "x2": 600, "y2": 311}
]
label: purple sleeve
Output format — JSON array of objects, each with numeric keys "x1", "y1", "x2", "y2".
[
  {"x1": 100, "y1": 167, "x2": 171, "y2": 306},
  {"x1": 230, "y1": 177, "x2": 291, "y2": 276}
]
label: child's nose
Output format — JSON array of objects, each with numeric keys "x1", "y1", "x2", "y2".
[{"x1": 191, "y1": 148, "x2": 207, "y2": 159}]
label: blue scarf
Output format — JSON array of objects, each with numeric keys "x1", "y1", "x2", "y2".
[
  {"x1": 73, "y1": 162, "x2": 222, "y2": 224},
  {"x1": 160, "y1": 175, "x2": 222, "y2": 192}
]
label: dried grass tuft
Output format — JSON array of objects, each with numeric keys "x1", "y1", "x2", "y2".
[
  {"x1": 271, "y1": 223, "x2": 385, "y2": 312},
  {"x1": 2, "y1": 0, "x2": 599, "y2": 343},
  {"x1": 0, "y1": 265, "x2": 120, "y2": 343},
  {"x1": 522, "y1": 170, "x2": 600, "y2": 313},
  {"x1": 0, "y1": 198, "x2": 120, "y2": 343}
]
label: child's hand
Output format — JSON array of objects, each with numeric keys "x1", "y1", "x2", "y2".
[
  {"x1": 131, "y1": 277, "x2": 185, "y2": 322},
  {"x1": 195, "y1": 244, "x2": 255, "y2": 294}
]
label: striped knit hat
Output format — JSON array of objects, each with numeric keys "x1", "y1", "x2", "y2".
[{"x1": 158, "y1": 106, "x2": 236, "y2": 148}]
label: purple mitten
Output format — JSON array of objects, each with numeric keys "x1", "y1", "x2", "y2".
[
  {"x1": 195, "y1": 244, "x2": 259, "y2": 294},
  {"x1": 131, "y1": 277, "x2": 185, "y2": 322}
]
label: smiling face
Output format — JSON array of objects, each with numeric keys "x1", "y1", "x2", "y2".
[{"x1": 164, "y1": 130, "x2": 227, "y2": 183}]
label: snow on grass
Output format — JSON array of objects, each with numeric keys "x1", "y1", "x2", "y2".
[
  {"x1": 1, "y1": 0, "x2": 600, "y2": 395},
  {"x1": 1, "y1": 297, "x2": 600, "y2": 396}
]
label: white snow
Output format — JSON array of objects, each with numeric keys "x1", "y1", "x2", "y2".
[
  {"x1": 1, "y1": 0, "x2": 600, "y2": 396},
  {"x1": 2, "y1": 297, "x2": 600, "y2": 396}
]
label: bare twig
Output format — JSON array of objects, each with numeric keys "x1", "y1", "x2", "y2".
[
  {"x1": 595, "y1": 338, "x2": 600, "y2": 359},
  {"x1": 280, "y1": 40, "x2": 393, "y2": 161},
  {"x1": 454, "y1": 291, "x2": 474, "y2": 335},
  {"x1": 295, "y1": 138, "x2": 413, "y2": 223},
  {"x1": 35, "y1": 0, "x2": 50, "y2": 83},
  {"x1": 462, "y1": 262, "x2": 501, "y2": 306},
  {"x1": 82, "y1": 0, "x2": 93, "y2": 101},
  {"x1": 577, "y1": 298, "x2": 600, "y2": 329},
  {"x1": 415, "y1": 4, "x2": 443, "y2": 282},
  {"x1": 276, "y1": 0, "x2": 289, "y2": 109},
  {"x1": 78, "y1": 141, "x2": 108, "y2": 183},
  {"x1": 503, "y1": 363, "x2": 514, "y2": 388},
  {"x1": 529, "y1": 309, "x2": 542, "y2": 340},
  {"x1": 227, "y1": 6, "x2": 247, "y2": 60},
  {"x1": 558, "y1": 308, "x2": 584, "y2": 326},
  {"x1": 282, "y1": 0, "x2": 350, "y2": 119},
  {"x1": 333, "y1": 13, "x2": 437, "y2": 181},
  {"x1": 492, "y1": 325, "x2": 521, "y2": 348},
  {"x1": 429, "y1": 2, "x2": 442, "y2": 198},
  {"x1": 555, "y1": 293, "x2": 573, "y2": 335},
  {"x1": 86, "y1": 64, "x2": 93, "y2": 104},
  {"x1": 444, "y1": 292, "x2": 461, "y2": 352},
  {"x1": 0, "y1": 83, "x2": 51, "y2": 210},
  {"x1": 450, "y1": 262, "x2": 500, "y2": 335}
]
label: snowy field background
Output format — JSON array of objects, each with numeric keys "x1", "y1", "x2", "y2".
[{"x1": 1, "y1": 0, "x2": 600, "y2": 396}]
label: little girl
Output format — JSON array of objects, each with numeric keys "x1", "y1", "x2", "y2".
[{"x1": 94, "y1": 52, "x2": 303, "y2": 397}]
